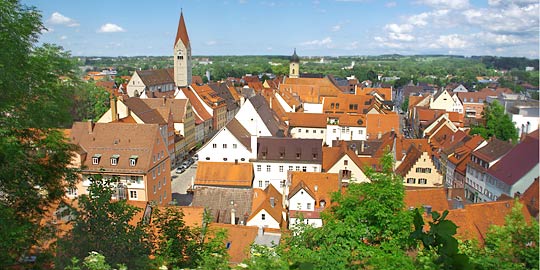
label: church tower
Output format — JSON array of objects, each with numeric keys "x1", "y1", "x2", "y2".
[
  {"x1": 289, "y1": 48, "x2": 300, "y2": 78},
  {"x1": 174, "y1": 11, "x2": 192, "y2": 87}
]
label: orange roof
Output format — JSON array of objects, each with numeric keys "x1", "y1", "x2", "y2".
[
  {"x1": 174, "y1": 11, "x2": 190, "y2": 47},
  {"x1": 287, "y1": 112, "x2": 327, "y2": 128},
  {"x1": 447, "y1": 199, "x2": 531, "y2": 244},
  {"x1": 181, "y1": 87, "x2": 212, "y2": 121},
  {"x1": 289, "y1": 171, "x2": 339, "y2": 206},
  {"x1": 195, "y1": 162, "x2": 253, "y2": 187},
  {"x1": 249, "y1": 184, "x2": 286, "y2": 228},
  {"x1": 404, "y1": 188, "x2": 450, "y2": 212},
  {"x1": 154, "y1": 205, "x2": 205, "y2": 227},
  {"x1": 322, "y1": 142, "x2": 368, "y2": 172},
  {"x1": 191, "y1": 84, "x2": 226, "y2": 109},
  {"x1": 521, "y1": 178, "x2": 539, "y2": 218},
  {"x1": 280, "y1": 77, "x2": 342, "y2": 103},
  {"x1": 366, "y1": 114, "x2": 400, "y2": 139},
  {"x1": 396, "y1": 138, "x2": 430, "y2": 161},
  {"x1": 323, "y1": 94, "x2": 374, "y2": 114},
  {"x1": 209, "y1": 223, "x2": 258, "y2": 264},
  {"x1": 356, "y1": 87, "x2": 393, "y2": 101}
]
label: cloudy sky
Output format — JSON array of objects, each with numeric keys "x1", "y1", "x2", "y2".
[{"x1": 24, "y1": 0, "x2": 539, "y2": 58}]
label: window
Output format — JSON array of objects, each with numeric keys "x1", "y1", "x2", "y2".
[
  {"x1": 266, "y1": 165, "x2": 271, "y2": 172},
  {"x1": 163, "y1": 177, "x2": 166, "y2": 186},
  {"x1": 312, "y1": 129, "x2": 316, "y2": 133},
  {"x1": 335, "y1": 103, "x2": 340, "y2": 109},
  {"x1": 406, "y1": 178, "x2": 416, "y2": 184},
  {"x1": 130, "y1": 156, "x2": 138, "y2": 166},
  {"x1": 288, "y1": 166, "x2": 293, "y2": 171},
  {"x1": 258, "y1": 181, "x2": 263, "y2": 188},
  {"x1": 261, "y1": 214, "x2": 266, "y2": 220},
  {"x1": 358, "y1": 130, "x2": 363, "y2": 134},
  {"x1": 279, "y1": 166, "x2": 284, "y2": 173},
  {"x1": 313, "y1": 166, "x2": 318, "y2": 172},
  {"x1": 212, "y1": 144, "x2": 217, "y2": 148},
  {"x1": 419, "y1": 178, "x2": 428, "y2": 184},
  {"x1": 158, "y1": 180, "x2": 161, "y2": 190},
  {"x1": 265, "y1": 180, "x2": 269, "y2": 187},
  {"x1": 344, "y1": 160, "x2": 348, "y2": 166},
  {"x1": 152, "y1": 170, "x2": 156, "y2": 179},
  {"x1": 330, "y1": 103, "x2": 335, "y2": 109},
  {"x1": 333, "y1": 129, "x2": 337, "y2": 133},
  {"x1": 295, "y1": 166, "x2": 300, "y2": 171},
  {"x1": 223, "y1": 144, "x2": 227, "y2": 149},
  {"x1": 320, "y1": 130, "x2": 324, "y2": 133},
  {"x1": 233, "y1": 144, "x2": 237, "y2": 149},
  {"x1": 302, "y1": 166, "x2": 307, "y2": 172},
  {"x1": 158, "y1": 164, "x2": 161, "y2": 175},
  {"x1": 297, "y1": 202, "x2": 302, "y2": 210},
  {"x1": 257, "y1": 165, "x2": 261, "y2": 172},
  {"x1": 307, "y1": 203, "x2": 312, "y2": 210},
  {"x1": 305, "y1": 129, "x2": 308, "y2": 133},
  {"x1": 67, "y1": 187, "x2": 77, "y2": 196},
  {"x1": 153, "y1": 185, "x2": 156, "y2": 194},
  {"x1": 298, "y1": 128, "x2": 302, "y2": 132},
  {"x1": 110, "y1": 155, "x2": 119, "y2": 166},
  {"x1": 130, "y1": 190, "x2": 137, "y2": 199},
  {"x1": 92, "y1": 154, "x2": 101, "y2": 165}
]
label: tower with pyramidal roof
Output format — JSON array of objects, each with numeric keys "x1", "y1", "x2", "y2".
[{"x1": 173, "y1": 11, "x2": 192, "y2": 87}]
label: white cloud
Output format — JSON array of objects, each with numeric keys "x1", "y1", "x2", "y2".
[
  {"x1": 97, "y1": 23, "x2": 125, "y2": 33},
  {"x1": 389, "y1": 32, "x2": 415, "y2": 41},
  {"x1": 384, "y1": 23, "x2": 413, "y2": 33},
  {"x1": 332, "y1": 24, "x2": 341, "y2": 32},
  {"x1": 59, "y1": 35, "x2": 67, "y2": 40},
  {"x1": 463, "y1": 2, "x2": 539, "y2": 34},
  {"x1": 301, "y1": 37, "x2": 333, "y2": 47},
  {"x1": 385, "y1": 1, "x2": 397, "y2": 7},
  {"x1": 47, "y1": 12, "x2": 79, "y2": 27},
  {"x1": 415, "y1": 0, "x2": 469, "y2": 9},
  {"x1": 437, "y1": 34, "x2": 468, "y2": 49},
  {"x1": 473, "y1": 32, "x2": 524, "y2": 46},
  {"x1": 206, "y1": 40, "x2": 217, "y2": 46}
]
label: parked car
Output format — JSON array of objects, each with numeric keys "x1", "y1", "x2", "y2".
[{"x1": 175, "y1": 166, "x2": 186, "y2": 174}]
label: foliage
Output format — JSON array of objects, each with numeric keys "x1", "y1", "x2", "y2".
[
  {"x1": 56, "y1": 175, "x2": 151, "y2": 269},
  {"x1": 150, "y1": 207, "x2": 230, "y2": 269},
  {"x1": 0, "y1": 0, "x2": 80, "y2": 266},
  {"x1": 410, "y1": 209, "x2": 471, "y2": 269},
  {"x1": 71, "y1": 82, "x2": 110, "y2": 122},
  {"x1": 64, "y1": 251, "x2": 128, "y2": 270},
  {"x1": 470, "y1": 100, "x2": 519, "y2": 143},
  {"x1": 401, "y1": 96, "x2": 409, "y2": 113},
  {"x1": 463, "y1": 201, "x2": 539, "y2": 270}
]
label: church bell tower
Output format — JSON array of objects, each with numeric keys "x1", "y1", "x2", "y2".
[{"x1": 173, "y1": 11, "x2": 192, "y2": 87}]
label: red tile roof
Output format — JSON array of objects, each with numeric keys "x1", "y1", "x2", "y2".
[
  {"x1": 195, "y1": 162, "x2": 253, "y2": 187},
  {"x1": 287, "y1": 112, "x2": 327, "y2": 128},
  {"x1": 404, "y1": 188, "x2": 450, "y2": 212},
  {"x1": 520, "y1": 178, "x2": 539, "y2": 218},
  {"x1": 366, "y1": 114, "x2": 400, "y2": 139},
  {"x1": 174, "y1": 12, "x2": 190, "y2": 46}
]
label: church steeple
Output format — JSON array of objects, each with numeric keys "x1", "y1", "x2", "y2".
[
  {"x1": 173, "y1": 10, "x2": 192, "y2": 87},
  {"x1": 289, "y1": 48, "x2": 300, "y2": 78}
]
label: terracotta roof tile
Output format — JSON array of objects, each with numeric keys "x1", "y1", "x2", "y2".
[
  {"x1": 395, "y1": 145, "x2": 423, "y2": 177},
  {"x1": 287, "y1": 112, "x2": 327, "y2": 128},
  {"x1": 473, "y1": 137, "x2": 513, "y2": 163},
  {"x1": 366, "y1": 114, "x2": 400, "y2": 139},
  {"x1": 174, "y1": 12, "x2": 190, "y2": 47},
  {"x1": 289, "y1": 171, "x2": 340, "y2": 209},
  {"x1": 521, "y1": 178, "x2": 539, "y2": 218},
  {"x1": 356, "y1": 87, "x2": 393, "y2": 101},
  {"x1": 209, "y1": 223, "x2": 258, "y2": 264},
  {"x1": 195, "y1": 162, "x2": 253, "y2": 187},
  {"x1": 136, "y1": 68, "x2": 174, "y2": 87},
  {"x1": 180, "y1": 87, "x2": 212, "y2": 121},
  {"x1": 323, "y1": 94, "x2": 374, "y2": 114},
  {"x1": 280, "y1": 77, "x2": 342, "y2": 103},
  {"x1": 124, "y1": 98, "x2": 168, "y2": 124},
  {"x1": 249, "y1": 184, "x2": 286, "y2": 228},
  {"x1": 404, "y1": 188, "x2": 450, "y2": 212}
]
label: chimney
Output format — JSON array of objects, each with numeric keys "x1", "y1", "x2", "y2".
[
  {"x1": 110, "y1": 97, "x2": 118, "y2": 121},
  {"x1": 270, "y1": 197, "x2": 275, "y2": 208},
  {"x1": 361, "y1": 140, "x2": 365, "y2": 152},
  {"x1": 230, "y1": 209, "x2": 236, "y2": 225},
  {"x1": 87, "y1": 119, "x2": 94, "y2": 134},
  {"x1": 314, "y1": 185, "x2": 318, "y2": 192}
]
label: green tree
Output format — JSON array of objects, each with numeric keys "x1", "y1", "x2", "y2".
[
  {"x1": 0, "y1": 0, "x2": 79, "y2": 266},
  {"x1": 56, "y1": 175, "x2": 151, "y2": 269},
  {"x1": 401, "y1": 96, "x2": 409, "y2": 113},
  {"x1": 71, "y1": 82, "x2": 110, "y2": 121},
  {"x1": 470, "y1": 100, "x2": 519, "y2": 143},
  {"x1": 277, "y1": 152, "x2": 416, "y2": 269},
  {"x1": 464, "y1": 201, "x2": 539, "y2": 270},
  {"x1": 151, "y1": 207, "x2": 230, "y2": 269}
]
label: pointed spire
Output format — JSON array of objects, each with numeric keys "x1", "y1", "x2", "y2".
[
  {"x1": 291, "y1": 48, "x2": 300, "y2": 63},
  {"x1": 175, "y1": 10, "x2": 190, "y2": 47}
]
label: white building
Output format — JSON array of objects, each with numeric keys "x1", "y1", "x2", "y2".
[{"x1": 196, "y1": 118, "x2": 255, "y2": 163}]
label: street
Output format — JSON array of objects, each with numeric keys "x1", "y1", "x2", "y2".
[{"x1": 170, "y1": 162, "x2": 197, "y2": 205}]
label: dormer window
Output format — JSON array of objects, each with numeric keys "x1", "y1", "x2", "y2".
[
  {"x1": 110, "y1": 154, "x2": 120, "y2": 166},
  {"x1": 92, "y1": 154, "x2": 102, "y2": 165},
  {"x1": 130, "y1": 155, "x2": 138, "y2": 167}
]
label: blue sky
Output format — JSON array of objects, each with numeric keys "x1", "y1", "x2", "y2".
[{"x1": 23, "y1": 0, "x2": 539, "y2": 58}]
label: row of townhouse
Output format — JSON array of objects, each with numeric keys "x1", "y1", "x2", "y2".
[
  {"x1": 408, "y1": 86, "x2": 538, "y2": 138},
  {"x1": 427, "y1": 117, "x2": 539, "y2": 204}
]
